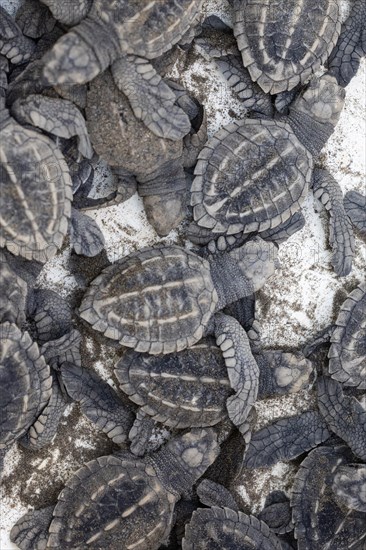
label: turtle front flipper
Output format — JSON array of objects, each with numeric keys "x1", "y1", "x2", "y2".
[
  {"x1": 214, "y1": 313, "x2": 259, "y2": 435},
  {"x1": 328, "y1": 0, "x2": 366, "y2": 87},
  {"x1": 70, "y1": 208, "x2": 105, "y2": 257},
  {"x1": 344, "y1": 190, "x2": 366, "y2": 239},
  {"x1": 317, "y1": 377, "x2": 366, "y2": 460},
  {"x1": 197, "y1": 479, "x2": 239, "y2": 510},
  {"x1": 27, "y1": 288, "x2": 73, "y2": 344},
  {"x1": 312, "y1": 168, "x2": 355, "y2": 276},
  {"x1": 61, "y1": 362, "x2": 135, "y2": 445},
  {"x1": 10, "y1": 94, "x2": 93, "y2": 159},
  {"x1": 10, "y1": 505, "x2": 54, "y2": 550},
  {"x1": 111, "y1": 55, "x2": 191, "y2": 141},
  {"x1": 19, "y1": 374, "x2": 68, "y2": 450},
  {"x1": 0, "y1": 6, "x2": 35, "y2": 64},
  {"x1": 243, "y1": 411, "x2": 330, "y2": 468}
]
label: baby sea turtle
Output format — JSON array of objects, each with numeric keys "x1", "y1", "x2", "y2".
[
  {"x1": 190, "y1": 74, "x2": 355, "y2": 276},
  {"x1": 0, "y1": 322, "x2": 52, "y2": 466},
  {"x1": 183, "y1": 479, "x2": 282, "y2": 549},
  {"x1": 11, "y1": 429, "x2": 219, "y2": 550},
  {"x1": 79, "y1": 241, "x2": 277, "y2": 434},
  {"x1": 328, "y1": 282, "x2": 366, "y2": 389},
  {"x1": 232, "y1": 0, "x2": 341, "y2": 94},
  {"x1": 85, "y1": 70, "x2": 206, "y2": 236},
  {"x1": 291, "y1": 444, "x2": 366, "y2": 549},
  {"x1": 40, "y1": 0, "x2": 204, "y2": 140}
]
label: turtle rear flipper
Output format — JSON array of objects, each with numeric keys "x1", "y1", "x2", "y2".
[
  {"x1": 258, "y1": 491, "x2": 293, "y2": 535},
  {"x1": 10, "y1": 94, "x2": 93, "y2": 159},
  {"x1": 344, "y1": 190, "x2": 366, "y2": 239},
  {"x1": 312, "y1": 168, "x2": 355, "y2": 276},
  {"x1": 317, "y1": 377, "x2": 366, "y2": 460},
  {"x1": 112, "y1": 55, "x2": 191, "y2": 141},
  {"x1": 243, "y1": 411, "x2": 330, "y2": 468},
  {"x1": 10, "y1": 505, "x2": 54, "y2": 550},
  {"x1": 214, "y1": 313, "x2": 259, "y2": 435},
  {"x1": 61, "y1": 362, "x2": 134, "y2": 445},
  {"x1": 328, "y1": 0, "x2": 366, "y2": 86},
  {"x1": 27, "y1": 288, "x2": 72, "y2": 344},
  {"x1": 70, "y1": 208, "x2": 105, "y2": 257}
]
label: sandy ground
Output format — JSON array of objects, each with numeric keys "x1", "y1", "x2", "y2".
[{"x1": 1, "y1": 0, "x2": 365, "y2": 548}]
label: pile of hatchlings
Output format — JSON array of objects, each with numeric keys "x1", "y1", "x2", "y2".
[{"x1": 1, "y1": 0, "x2": 365, "y2": 548}]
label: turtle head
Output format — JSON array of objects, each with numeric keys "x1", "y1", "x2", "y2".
[
  {"x1": 291, "y1": 74, "x2": 345, "y2": 129},
  {"x1": 229, "y1": 238, "x2": 279, "y2": 292},
  {"x1": 41, "y1": 30, "x2": 104, "y2": 86}
]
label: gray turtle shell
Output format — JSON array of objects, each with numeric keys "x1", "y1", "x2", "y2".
[
  {"x1": 0, "y1": 322, "x2": 52, "y2": 450},
  {"x1": 232, "y1": 0, "x2": 341, "y2": 93},
  {"x1": 115, "y1": 343, "x2": 233, "y2": 429},
  {"x1": 191, "y1": 119, "x2": 312, "y2": 235},
  {"x1": 328, "y1": 283, "x2": 366, "y2": 388},
  {"x1": 0, "y1": 113, "x2": 72, "y2": 263},
  {"x1": 183, "y1": 507, "x2": 282, "y2": 549},
  {"x1": 79, "y1": 245, "x2": 218, "y2": 354},
  {"x1": 46, "y1": 454, "x2": 176, "y2": 550}
]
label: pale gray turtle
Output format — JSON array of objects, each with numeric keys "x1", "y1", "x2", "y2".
[
  {"x1": 232, "y1": 0, "x2": 341, "y2": 94},
  {"x1": 0, "y1": 322, "x2": 52, "y2": 464},
  {"x1": 0, "y1": 6, "x2": 35, "y2": 64},
  {"x1": 328, "y1": 0, "x2": 366, "y2": 87},
  {"x1": 79, "y1": 241, "x2": 278, "y2": 434},
  {"x1": 332, "y1": 464, "x2": 366, "y2": 513},
  {"x1": 85, "y1": 69, "x2": 206, "y2": 236},
  {"x1": 11, "y1": 429, "x2": 219, "y2": 550},
  {"x1": 190, "y1": 74, "x2": 355, "y2": 276},
  {"x1": 317, "y1": 377, "x2": 366, "y2": 461},
  {"x1": 328, "y1": 282, "x2": 366, "y2": 388},
  {"x1": 40, "y1": 0, "x2": 204, "y2": 140},
  {"x1": 291, "y1": 445, "x2": 366, "y2": 550},
  {"x1": 344, "y1": 190, "x2": 366, "y2": 239}
]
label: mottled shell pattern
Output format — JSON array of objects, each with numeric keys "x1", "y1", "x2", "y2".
[
  {"x1": 79, "y1": 246, "x2": 218, "y2": 354},
  {"x1": 191, "y1": 119, "x2": 312, "y2": 235},
  {"x1": 115, "y1": 343, "x2": 232, "y2": 429},
  {"x1": 233, "y1": 0, "x2": 341, "y2": 93}
]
